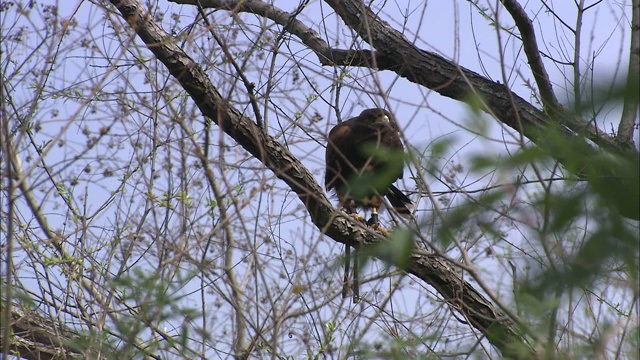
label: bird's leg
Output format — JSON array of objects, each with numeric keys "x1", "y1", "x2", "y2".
[
  {"x1": 367, "y1": 207, "x2": 390, "y2": 237},
  {"x1": 367, "y1": 207, "x2": 379, "y2": 226}
]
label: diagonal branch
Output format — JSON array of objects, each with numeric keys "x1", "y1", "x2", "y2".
[
  {"x1": 170, "y1": 0, "x2": 364, "y2": 66},
  {"x1": 108, "y1": 0, "x2": 537, "y2": 358},
  {"x1": 500, "y1": 0, "x2": 561, "y2": 114}
]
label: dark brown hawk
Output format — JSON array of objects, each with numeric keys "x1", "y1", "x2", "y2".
[
  {"x1": 325, "y1": 108, "x2": 412, "y2": 221},
  {"x1": 325, "y1": 108, "x2": 412, "y2": 301}
]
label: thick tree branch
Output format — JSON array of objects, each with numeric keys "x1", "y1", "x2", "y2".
[
  {"x1": 0, "y1": 305, "x2": 90, "y2": 360},
  {"x1": 108, "y1": 0, "x2": 536, "y2": 357}
]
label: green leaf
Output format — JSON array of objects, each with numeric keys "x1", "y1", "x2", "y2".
[{"x1": 367, "y1": 227, "x2": 414, "y2": 270}]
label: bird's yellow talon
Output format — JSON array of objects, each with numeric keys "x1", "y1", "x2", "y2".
[
  {"x1": 370, "y1": 223, "x2": 390, "y2": 237},
  {"x1": 340, "y1": 210, "x2": 367, "y2": 223}
]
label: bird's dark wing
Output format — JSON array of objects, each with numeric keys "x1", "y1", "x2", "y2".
[
  {"x1": 326, "y1": 119, "x2": 378, "y2": 187},
  {"x1": 325, "y1": 121, "x2": 355, "y2": 191}
]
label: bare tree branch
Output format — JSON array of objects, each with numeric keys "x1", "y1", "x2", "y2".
[
  {"x1": 170, "y1": 0, "x2": 356, "y2": 66},
  {"x1": 178, "y1": 0, "x2": 605, "y2": 151},
  {"x1": 174, "y1": 117, "x2": 249, "y2": 358},
  {"x1": 500, "y1": 0, "x2": 561, "y2": 113},
  {"x1": 107, "y1": 0, "x2": 537, "y2": 357},
  {"x1": 619, "y1": 0, "x2": 639, "y2": 144}
]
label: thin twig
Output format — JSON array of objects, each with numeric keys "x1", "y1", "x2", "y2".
[{"x1": 618, "y1": 0, "x2": 639, "y2": 145}]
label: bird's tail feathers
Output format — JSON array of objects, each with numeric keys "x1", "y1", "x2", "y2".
[{"x1": 386, "y1": 185, "x2": 413, "y2": 217}]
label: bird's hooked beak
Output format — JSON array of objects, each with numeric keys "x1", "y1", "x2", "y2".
[
  {"x1": 380, "y1": 114, "x2": 394, "y2": 128},
  {"x1": 376, "y1": 113, "x2": 390, "y2": 125}
]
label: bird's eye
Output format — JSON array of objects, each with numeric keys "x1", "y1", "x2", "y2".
[{"x1": 382, "y1": 115, "x2": 389, "y2": 122}]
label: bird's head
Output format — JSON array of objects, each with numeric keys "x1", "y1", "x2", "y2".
[{"x1": 360, "y1": 108, "x2": 395, "y2": 128}]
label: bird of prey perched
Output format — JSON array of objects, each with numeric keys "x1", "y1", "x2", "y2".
[{"x1": 325, "y1": 108, "x2": 412, "y2": 301}]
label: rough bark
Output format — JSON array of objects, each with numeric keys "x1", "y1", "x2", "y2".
[
  {"x1": 8, "y1": 0, "x2": 634, "y2": 358},
  {"x1": 0, "y1": 305, "x2": 85, "y2": 360}
]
